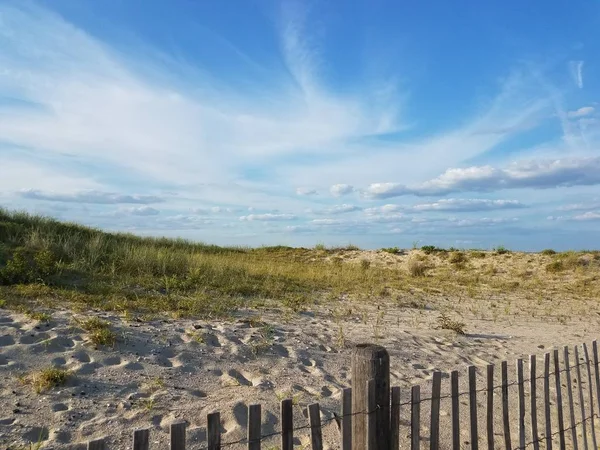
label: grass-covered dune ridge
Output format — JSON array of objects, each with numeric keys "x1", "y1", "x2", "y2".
[{"x1": 1, "y1": 208, "x2": 599, "y2": 321}]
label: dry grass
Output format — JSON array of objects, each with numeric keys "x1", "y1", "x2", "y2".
[
  {"x1": 1, "y1": 208, "x2": 600, "y2": 322},
  {"x1": 76, "y1": 317, "x2": 117, "y2": 346},
  {"x1": 20, "y1": 367, "x2": 70, "y2": 393}
]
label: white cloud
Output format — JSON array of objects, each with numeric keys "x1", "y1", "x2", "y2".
[
  {"x1": 412, "y1": 198, "x2": 525, "y2": 212},
  {"x1": 239, "y1": 213, "x2": 296, "y2": 221},
  {"x1": 573, "y1": 211, "x2": 600, "y2": 221},
  {"x1": 312, "y1": 204, "x2": 362, "y2": 215},
  {"x1": 569, "y1": 60, "x2": 584, "y2": 89},
  {"x1": 18, "y1": 189, "x2": 163, "y2": 204},
  {"x1": 364, "y1": 204, "x2": 405, "y2": 215},
  {"x1": 118, "y1": 206, "x2": 160, "y2": 216},
  {"x1": 330, "y1": 184, "x2": 355, "y2": 197},
  {"x1": 567, "y1": 106, "x2": 594, "y2": 119},
  {"x1": 296, "y1": 187, "x2": 318, "y2": 196},
  {"x1": 364, "y1": 157, "x2": 600, "y2": 198},
  {"x1": 559, "y1": 200, "x2": 600, "y2": 211}
]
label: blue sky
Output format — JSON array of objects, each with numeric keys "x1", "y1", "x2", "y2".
[{"x1": 1, "y1": 0, "x2": 599, "y2": 250}]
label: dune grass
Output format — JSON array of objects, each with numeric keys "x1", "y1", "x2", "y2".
[{"x1": 1, "y1": 208, "x2": 599, "y2": 321}]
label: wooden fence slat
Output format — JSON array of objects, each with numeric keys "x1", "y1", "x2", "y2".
[
  {"x1": 487, "y1": 364, "x2": 494, "y2": 450},
  {"x1": 430, "y1": 371, "x2": 442, "y2": 450},
  {"x1": 87, "y1": 439, "x2": 105, "y2": 450},
  {"x1": 594, "y1": 341, "x2": 600, "y2": 421},
  {"x1": 501, "y1": 360, "x2": 512, "y2": 450},
  {"x1": 341, "y1": 388, "x2": 352, "y2": 450},
  {"x1": 555, "y1": 348, "x2": 567, "y2": 450},
  {"x1": 583, "y1": 343, "x2": 597, "y2": 450},
  {"x1": 574, "y1": 346, "x2": 589, "y2": 450},
  {"x1": 281, "y1": 399, "x2": 293, "y2": 450},
  {"x1": 390, "y1": 386, "x2": 401, "y2": 450},
  {"x1": 207, "y1": 412, "x2": 221, "y2": 450},
  {"x1": 133, "y1": 428, "x2": 150, "y2": 450},
  {"x1": 517, "y1": 358, "x2": 526, "y2": 450},
  {"x1": 564, "y1": 346, "x2": 579, "y2": 450},
  {"x1": 367, "y1": 379, "x2": 377, "y2": 450},
  {"x1": 530, "y1": 355, "x2": 540, "y2": 450},
  {"x1": 411, "y1": 385, "x2": 421, "y2": 450},
  {"x1": 544, "y1": 352, "x2": 553, "y2": 450},
  {"x1": 170, "y1": 421, "x2": 186, "y2": 450},
  {"x1": 308, "y1": 403, "x2": 323, "y2": 450},
  {"x1": 248, "y1": 404, "x2": 261, "y2": 450},
  {"x1": 469, "y1": 365, "x2": 479, "y2": 450},
  {"x1": 451, "y1": 370, "x2": 460, "y2": 450}
]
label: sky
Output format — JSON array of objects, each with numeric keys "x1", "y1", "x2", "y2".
[{"x1": 0, "y1": 0, "x2": 599, "y2": 251}]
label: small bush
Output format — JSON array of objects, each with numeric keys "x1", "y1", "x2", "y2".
[
  {"x1": 314, "y1": 243, "x2": 326, "y2": 251},
  {"x1": 470, "y1": 251, "x2": 486, "y2": 259},
  {"x1": 421, "y1": 245, "x2": 446, "y2": 255},
  {"x1": 541, "y1": 249, "x2": 556, "y2": 256},
  {"x1": 407, "y1": 258, "x2": 428, "y2": 277},
  {"x1": 546, "y1": 260, "x2": 564, "y2": 273},
  {"x1": 437, "y1": 313, "x2": 466, "y2": 335},
  {"x1": 449, "y1": 251, "x2": 468, "y2": 265},
  {"x1": 21, "y1": 367, "x2": 70, "y2": 393},
  {"x1": 494, "y1": 246, "x2": 510, "y2": 255},
  {"x1": 77, "y1": 317, "x2": 116, "y2": 346},
  {"x1": 381, "y1": 247, "x2": 401, "y2": 254}
]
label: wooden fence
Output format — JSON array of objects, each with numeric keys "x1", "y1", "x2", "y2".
[{"x1": 46, "y1": 340, "x2": 600, "y2": 450}]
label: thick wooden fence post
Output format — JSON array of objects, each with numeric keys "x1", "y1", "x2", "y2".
[{"x1": 351, "y1": 344, "x2": 390, "y2": 450}]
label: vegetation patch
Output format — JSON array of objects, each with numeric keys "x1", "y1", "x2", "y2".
[{"x1": 20, "y1": 367, "x2": 70, "y2": 393}]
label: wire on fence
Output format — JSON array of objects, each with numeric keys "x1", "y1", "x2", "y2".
[{"x1": 187, "y1": 358, "x2": 591, "y2": 449}]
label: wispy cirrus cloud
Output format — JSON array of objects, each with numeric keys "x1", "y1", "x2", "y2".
[
  {"x1": 568, "y1": 106, "x2": 594, "y2": 119},
  {"x1": 18, "y1": 189, "x2": 163, "y2": 204},
  {"x1": 569, "y1": 60, "x2": 584, "y2": 89}
]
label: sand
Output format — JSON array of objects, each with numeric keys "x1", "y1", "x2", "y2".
[{"x1": 1, "y1": 297, "x2": 599, "y2": 449}]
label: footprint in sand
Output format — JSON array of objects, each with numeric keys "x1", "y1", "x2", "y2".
[
  {"x1": 70, "y1": 350, "x2": 91, "y2": 363},
  {"x1": 221, "y1": 369, "x2": 252, "y2": 386},
  {"x1": 123, "y1": 361, "x2": 144, "y2": 370},
  {"x1": 0, "y1": 335, "x2": 15, "y2": 346},
  {"x1": 52, "y1": 403, "x2": 69, "y2": 412},
  {"x1": 101, "y1": 355, "x2": 121, "y2": 366},
  {"x1": 19, "y1": 333, "x2": 50, "y2": 345},
  {"x1": 51, "y1": 356, "x2": 67, "y2": 366}
]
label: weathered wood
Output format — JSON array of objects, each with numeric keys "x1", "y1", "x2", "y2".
[
  {"x1": 574, "y1": 346, "x2": 589, "y2": 450},
  {"x1": 583, "y1": 343, "x2": 597, "y2": 450},
  {"x1": 469, "y1": 365, "x2": 479, "y2": 450},
  {"x1": 486, "y1": 364, "x2": 494, "y2": 450},
  {"x1": 501, "y1": 360, "x2": 512, "y2": 450},
  {"x1": 341, "y1": 388, "x2": 352, "y2": 450},
  {"x1": 170, "y1": 421, "x2": 186, "y2": 450},
  {"x1": 411, "y1": 385, "x2": 420, "y2": 450},
  {"x1": 351, "y1": 344, "x2": 390, "y2": 450},
  {"x1": 207, "y1": 412, "x2": 221, "y2": 450},
  {"x1": 594, "y1": 341, "x2": 600, "y2": 421},
  {"x1": 281, "y1": 399, "x2": 293, "y2": 450},
  {"x1": 517, "y1": 358, "x2": 526, "y2": 450},
  {"x1": 390, "y1": 386, "x2": 401, "y2": 450},
  {"x1": 248, "y1": 404, "x2": 261, "y2": 450},
  {"x1": 308, "y1": 403, "x2": 323, "y2": 450},
  {"x1": 564, "y1": 346, "x2": 579, "y2": 450},
  {"x1": 87, "y1": 439, "x2": 105, "y2": 450},
  {"x1": 544, "y1": 353, "x2": 553, "y2": 450},
  {"x1": 555, "y1": 348, "x2": 567, "y2": 450},
  {"x1": 451, "y1": 370, "x2": 460, "y2": 450},
  {"x1": 530, "y1": 355, "x2": 539, "y2": 450},
  {"x1": 133, "y1": 428, "x2": 150, "y2": 450},
  {"x1": 430, "y1": 371, "x2": 442, "y2": 450},
  {"x1": 367, "y1": 379, "x2": 377, "y2": 450}
]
